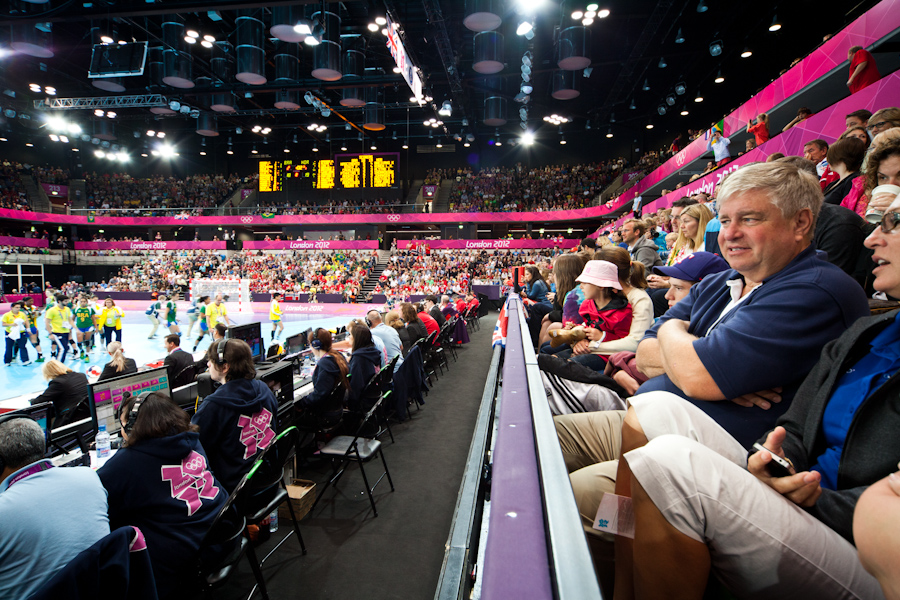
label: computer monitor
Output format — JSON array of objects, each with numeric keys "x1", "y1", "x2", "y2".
[
  {"x1": 285, "y1": 330, "x2": 310, "y2": 356},
  {"x1": 87, "y1": 366, "x2": 171, "y2": 436},
  {"x1": 227, "y1": 322, "x2": 263, "y2": 362},
  {"x1": 0, "y1": 401, "x2": 53, "y2": 443},
  {"x1": 256, "y1": 361, "x2": 294, "y2": 408}
]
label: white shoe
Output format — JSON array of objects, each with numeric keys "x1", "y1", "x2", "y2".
[{"x1": 21, "y1": 360, "x2": 32, "y2": 366}]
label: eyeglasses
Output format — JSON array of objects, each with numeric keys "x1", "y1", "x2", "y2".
[
  {"x1": 867, "y1": 120, "x2": 896, "y2": 132},
  {"x1": 880, "y1": 211, "x2": 900, "y2": 234}
]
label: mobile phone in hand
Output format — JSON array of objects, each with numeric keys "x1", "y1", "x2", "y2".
[{"x1": 752, "y1": 443, "x2": 795, "y2": 478}]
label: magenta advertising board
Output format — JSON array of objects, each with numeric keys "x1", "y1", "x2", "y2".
[
  {"x1": 401, "y1": 239, "x2": 579, "y2": 250},
  {"x1": 0, "y1": 235, "x2": 49, "y2": 248},
  {"x1": 74, "y1": 241, "x2": 227, "y2": 251},
  {"x1": 243, "y1": 240, "x2": 378, "y2": 250},
  {"x1": 41, "y1": 183, "x2": 68, "y2": 198}
]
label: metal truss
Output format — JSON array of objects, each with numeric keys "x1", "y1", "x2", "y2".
[{"x1": 34, "y1": 95, "x2": 169, "y2": 110}]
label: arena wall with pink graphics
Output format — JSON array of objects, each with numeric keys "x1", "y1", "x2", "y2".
[
  {"x1": 600, "y1": 72, "x2": 900, "y2": 233},
  {"x1": 40, "y1": 183, "x2": 68, "y2": 198},
  {"x1": 243, "y1": 240, "x2": 378, "y2": 250},
  {"x1": 401, "y1": 239, "x2": 579, "y2": 250},
  {"x1": 74, "y1": 241, "x2": 227, "y2": 250},
  {"x1": 0, "y1": 236, "x2": 48, "y2": 248}
]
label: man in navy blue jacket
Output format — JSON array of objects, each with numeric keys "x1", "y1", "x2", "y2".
[{"x1": 554, "y1": 162, "x2": 870, "y2": 558}]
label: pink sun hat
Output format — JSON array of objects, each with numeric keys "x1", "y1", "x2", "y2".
[{"x1": 576, "y1": 260, "x2": 622, "y2": 290}]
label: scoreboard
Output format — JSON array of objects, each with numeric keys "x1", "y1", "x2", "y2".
[{"x1": 258, "y1": 153, "x2": 398, "y2": 191}]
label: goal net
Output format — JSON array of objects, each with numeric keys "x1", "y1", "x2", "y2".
[{"x1": 189, "y1": 278, "x2": 250, "y2": 311}]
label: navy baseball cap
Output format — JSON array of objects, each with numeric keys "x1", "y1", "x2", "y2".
[{"x1": 652, "y1": 251, "x2": 730, "y2": 282}]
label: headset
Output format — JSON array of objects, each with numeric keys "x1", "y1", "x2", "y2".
[
  {"x1": 121, "y1": 392, "x2": 148, "y2": 435},
  {"x1": 310, "y1": 328, "x2": 326, "y2": 350},
  {"x1": 215, "y1": 338, "x2": 229, "y2": 365}
]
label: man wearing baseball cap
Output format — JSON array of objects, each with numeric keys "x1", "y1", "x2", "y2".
[{"x1": 553, "y1": 162, "x2": 870, "y2": 569}]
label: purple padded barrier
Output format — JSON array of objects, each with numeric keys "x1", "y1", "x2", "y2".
[
  {"x1": 472, "y1": 285, "x2": 501, "y2": 300},
  {"x1": 481, "y1": 299, "x2": 553, "y2": 599}
]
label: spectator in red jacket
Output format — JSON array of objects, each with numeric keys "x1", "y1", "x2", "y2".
[{"x1": 847, "y1": 45, "x2": 881, "y2": 94}]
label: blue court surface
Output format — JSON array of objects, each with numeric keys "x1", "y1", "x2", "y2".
[{"x1": 0, "y1": 311, "x2": 353, "y2": 402}]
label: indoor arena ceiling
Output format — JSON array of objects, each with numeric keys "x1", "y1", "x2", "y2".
[{"x1": 0, "y1": 0, "x2": 883, "y2": 154}]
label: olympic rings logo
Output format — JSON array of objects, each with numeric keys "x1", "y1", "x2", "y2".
[
  {"x1": 241, "y1": 216, "x2": 254, "y2": 223},
  {"x1": 387, "y1": 215, "x2": 400, "y2": 222}
]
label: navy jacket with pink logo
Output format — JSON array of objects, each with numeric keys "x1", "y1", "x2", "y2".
[
  {"x1": 98, "y1": 432, "x2": 230, "y2": 599},
  {"x1": 191, "y1": 377, "x2": 279, "y2": 492}
]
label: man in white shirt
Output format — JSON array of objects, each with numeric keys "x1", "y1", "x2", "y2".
[{"x1": 366, "y1": 310, "x2": 404, "y2": 372}]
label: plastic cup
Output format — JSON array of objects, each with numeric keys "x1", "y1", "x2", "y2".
[{"x1": 866, "y1": 184, "x2": 900, "y2": 224}]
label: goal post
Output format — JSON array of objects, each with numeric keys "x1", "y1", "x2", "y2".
[{"x1": 189, "y1": 278, "x2": 251, "y2": 311}]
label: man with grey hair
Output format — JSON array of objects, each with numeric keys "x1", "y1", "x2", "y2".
[
  {"x1": 0, "y1": 417, "x2": 109, "y2": 597},
  {"x1": 554, "y1": 162, "x2": 870, "y2": 562},
  {"x1": 366, "y1": 309, "x2": 403, "y2": 372}
]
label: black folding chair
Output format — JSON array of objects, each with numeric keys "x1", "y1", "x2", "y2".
[
  {"x1": 309, "y1": 393, "x2": 395, "y2": 517},
  {"x1": 237, "y1": 427, "x2": 307, "y2": 600}
]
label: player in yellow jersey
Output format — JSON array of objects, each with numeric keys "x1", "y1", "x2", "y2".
[
  {"x1": 45, "y1": 294, "x2": 75, "y2": 362},
  {"x1": 21, "y1": 296, "x2": 44, "y2": 362},
  {"x1": 3, "y1": 302, "x2": 31, "y2": 366},
  {"x1": 270, "y1": 292, "x2": 284, "y2": 341}
]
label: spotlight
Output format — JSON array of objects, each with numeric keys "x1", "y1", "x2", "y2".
[
  {"x1": 642, "y1": 79, "x2": 650, "y2": 91},
  {"x1": 740, "y1": 47, "x2": 752, "y2": 58},
  {"x1": 714, "y1": 70, "x2": 725, "y2": 84},
  {"x1": 294, "y1": 19, "x2": 313, "y2": 35},
  {"x1": 45, "y1": 87, "x2": 56, "y2": 95},
  {"x1": 168, "y1": 100, "x2": 181, "y2": 111},
  {"x1": 367, "y1": 23, "x2": 379, "y2": 32},
  {"x1": 184, "y1": 36, "x2": 197, "y2": 44},
  {"x1": 200, "y1": 40, "x2": 213, "y2": 48},
  {"x1": 629, "y1": 99, "x2": 636, "y2": 110},
  {"x1": 675, "y1": 28, "x2": 685, "y2": 44},
  {"x1": 697, "y1": 0, "x2": 708, "y2": 12},
  {"x1": 375, "y1": 16, "x2": 387, "y2": 26},
  {"x1": 157, "y1": 132, "x2": 166, "y2": 138},
  {"x1": 520, "y1": 82, "x2": 533, "y2": 95},
  {"x1": 516, "y1": 21, "x2": 533, "y2": 36},
  {"x1": 657, "y1": 105, "x2": 666, "y2": 116},
  {"x1": 598, "y1": 9, "x2": 610, "y2": 18},
  {"x1": 769, "y1": 15, "x2": 782, "y2": 32},
  {"x1": 439, "y1": 101, "x2": 452, "y2": 116},
  {"x1": 585, "y1": 11, "x2": 596, "y2": 19},
  {"x1": 694, "y1": 93, "x2": 704, "y2": 103},
  {"x1": 586, "y1": 3, "x2": 599, "y2": 10},
  {"x1": 675, "y1": 81, "x2": 686, "y2": 95},
  {"x1": 186, "y1": 28, "x2": 200, "y2": 39},
  {"x1": 341, "y1": 145, "x2": 348, "y2": 151},
  {"x1": 646, "y1": 122, "x2": 654, "y2": 129},
  {"x1": 709, "y1": 40, "x2": 723, "y2": 57},
  {"x1": 312, "y1": 145, "x2": 317, "y2": 152},
  {"x1": 658, "y1": 57, "x2": 667, "y2": 68},
  {"x1": 559, "y1": 136, "x2": 565, "y2": 145},
  {"x1": 251, "y1": 146, "x2": 258, "y2": 154},
  {"x1": 666, "y1": 93, "x2": 676, "y2": 106},
  {"x1": 680, "y1": 108, "x2": 689, "y2": 116},
  {"x1": 572, "y1": 10, "x2": 583, "y2": 19},
  {"x1": 521, "y1": 131, "x2": 534, "y2": 145},
  {"x1": 606, "y1": 129, "x2": 613, "y2": 138},
  {"x1": 371, "y1": 144, "x2": 377, "y2": 150},
  {"x1": 203, "y1": 34, "x2": 216, "y2": 42},
  {"x1": 435, "y1": 142, "x2": 442, "y2": 148},
  {"x1": 582, "y1": 18, "x2": 593, "y2": 26}
]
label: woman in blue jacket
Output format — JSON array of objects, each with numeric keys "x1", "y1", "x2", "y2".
[
  {"x1": 295, "y1": 328, "x2": 349, "y2": 430},
  {"x1": 347, "y1": 323, "x2": 383, "y2": 414},
  {"x1": 522, "y1": 266, "x2": 550, "y2": 303},
  {"x1": 191, "y1": 338, "x2": 278, "y2": 492},
  {"x1": 98, "y1": 392, "x2": 233, "y2": 599}
]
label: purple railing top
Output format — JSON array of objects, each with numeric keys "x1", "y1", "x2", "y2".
[
  {"x1": 74, "y1": 241, "x2": 226, "y2": 250},
  {"x1": 481, "y1": 299, "x2": 553, "y2": 599},
  {"x1": 400, "y1": 239, "x2": 578, "y2": 250},
  {"x1": 0, "y1": 236, "x2": 48, "y2": 248},
  {"x1": 243, "y1": 240, "x2": 378, "y2": 250}
]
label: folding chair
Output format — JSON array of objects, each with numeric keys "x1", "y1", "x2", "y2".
[
  {"x1": 237, "y1": 427, "x2": 307, "y2": 599},
  {"x1": 309, "y1": 393, "x2": 395, "y2": 517},
  {"x1": 413, "y1": 337, "x2": 437, "y2": 386},
  {"x1": 359, "y1": 361, "x2": 396, "y2": 443}
]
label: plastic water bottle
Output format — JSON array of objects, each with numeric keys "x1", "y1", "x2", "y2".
[
  {"x1": 95, "y1": 424, "x2": 111, "y2": 459},
  {"x1": 268, "y1": 509, "x2": 279, "y2": 533}
]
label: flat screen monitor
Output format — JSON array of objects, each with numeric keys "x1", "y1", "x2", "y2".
[
  {"x1": 87, "y1": 366, "x2": 171, "y2": 436},
  {"x1": 88, "y1": 42, "x2": 148, "y2": 78},
  {"x1": 285, "y1": 330, "x2": 310, "y2": 356},
  {"x1": 227, "y1": 322, "x2": 263, "y2": 362},
  {"x1": 0, "y1": 401, "x2": 52, "y2": 443},
  {"x1": 257, "y1": 361, "x2": 294, "y2": 409}
]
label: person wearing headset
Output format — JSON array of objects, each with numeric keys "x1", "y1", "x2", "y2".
[
  {"x1": 347, "y1": 322, "x2": 383, "y2": 414},
  {"x1": 97, "y1": 392, "x2": 233, "y2": 600},
  {"x1": 295, "y1": 328, "x2": 349, "y2": 431},
  {"x1": 191, "y1": 338, "x2": 278, "y2": 492}
]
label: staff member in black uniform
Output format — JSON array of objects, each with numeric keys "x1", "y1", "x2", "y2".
[
  {"x1": 97, "y1": 392, "x2": 232, "y2": 599},
  {"x1": 191, "y1": 339, "x2": 278, "y2": 492},
  {"x1": 32, "y1": 359, "x2": 88, "y2": 426}
]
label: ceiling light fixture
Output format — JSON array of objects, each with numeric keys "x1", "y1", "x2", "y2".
[
  {"x1": 714, "y1": 69, "x2": 725, "y2": 83},
  {"x1": 606, "y1": 129, "x2": 613, "y2": 138},
  {"x1": 769, "y1": 15, "x2": 782, "y2": 32},
  {"x1": 598, "y1": 9, "x2": 610, "y2": 18},
  {"x1": 571, "y1": 10, "x2": 583, "y2": 19},
  {"x1": 675, "y1": 28, "x2": 685, "y2": 43},
  {"x1": 709, "y1": 39, "x2": 723, "y2": 57},
  {"x1": 741, "y1": 47, "x2": 752, "y2": 58},
  {"x1": 697, "y1": 0, "x2": 708, "y2": 13}
]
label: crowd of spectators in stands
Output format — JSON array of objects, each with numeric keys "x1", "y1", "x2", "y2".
[
  {"x1": 84, "y1": 172, "x2": 247, "y2": 216},
  {"x1": 0, "y1": 161, "x2": 30, "y2": 211},
  {"x1": 253, "y1": 197, "x2": 405, "y2": 215},
  {"x1": 31, "y1": 165, "x2": 71, "y2": 186}
]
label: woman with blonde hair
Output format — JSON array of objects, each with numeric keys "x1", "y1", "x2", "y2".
[
  {"x1": 32, "y1": 358, "x2": 89, "y2": 426},
  {"x1": 665, "y1": 203, "x2": 715, "y2": 267},
  {"x1": 385, "y1": 309, "x2": 412, "y2": 354},
  {"x1": 97, "y1": 341, "x2": 138, "y2": 382}
]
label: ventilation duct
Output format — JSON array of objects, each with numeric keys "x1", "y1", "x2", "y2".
[
  {"x1": 340, "y1": 35, "x2": 365, "y2": 107},
  {"x1": 483, "y1": 96, "x2": 507, "y2": 126},
  {"x1": 161, "y1": 16, "x2": 193, "y2": 88},
  {"x1": 550, "y1": 70, "x2": 581, "y2": 100},
  {"x1": 463, "y1": 0, "x2": 502, "y2": 32},
  {"x1": 558, "y1": 26, "x2": 591, "y2": 70},
  {"x1": 311, "y1": 10, "x2": 341, "y2": 81},
  {"x1": 235, "y1": 9, "x2": 266, "y2": 85},
  {"x1": 210, "y1": 41, "x2": 236, "y2": 112},
  {"x1": 273, "y1": 42, "x2": 300, "y2": 109},
  {"x1": 270, "y1": 5, "x2": 307, "y2": 43},
  {"x1": 92, "y1": 77, "x2": 126, "y2": 93},
  {"x1": 363, "y1": 103, "x2": 385, "y2": 131},
  {"x1": 11, "y1": 24, "x2": 53, "y2": 58},
  {"x1": 473, "y1": 32, "x2": 504, "y2": 75},
  {"x1": 92, "y1": 120, "x2": 116, "y2": 141},
  {"x1": 196, "y1": 113, "x2": 219, "y2": 136},
  {"x1": 193, "y1": 77, "x2": 212, "y2": 108}
]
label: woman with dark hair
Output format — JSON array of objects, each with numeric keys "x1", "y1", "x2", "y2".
[
  {"x1": 191, "y1": 338, "x2": 278, "y2": 492},
  {"x1": 97, "y1": 392, "x2": 233, "y2": 599},
  {"x1": 399, "y1": 303, "x2": 428, "y2": 346},
  {"x1": 823, "y1": 137, "x2": 867, "y2": 205},
  {"x1": 521, "y1": 266, "x2": 550, "y2": 303},
  {"x1": 540, "y1": 253, "x2": 590, "y2": 347},
  {"x1": 296, "y1": 327, "x2": 349, "y2": 430},
  {"x1": 347, "y1": 323, "x2": 382, "y2": 412}
]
